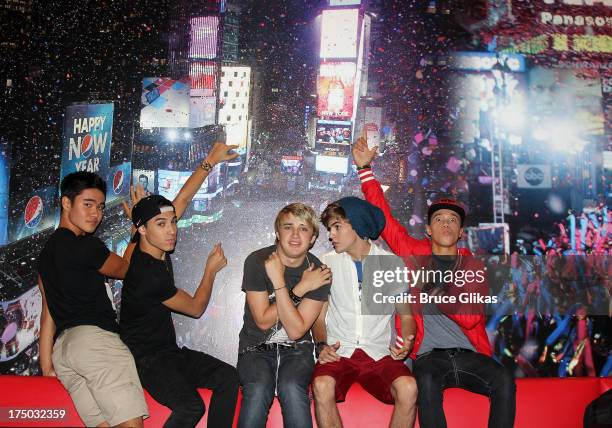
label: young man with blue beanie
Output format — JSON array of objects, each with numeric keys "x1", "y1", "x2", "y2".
[{"x1": 312, "y1": 197, "x2": 417, "y2": 428}]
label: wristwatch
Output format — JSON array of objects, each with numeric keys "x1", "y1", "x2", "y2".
[{"x1": 200, "y1": 160, "x2": 213, "y2": 172}]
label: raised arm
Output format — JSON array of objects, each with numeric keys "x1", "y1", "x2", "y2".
[
  {"x1": 173, "y1": 142, "x2": 239, "y2": 219},
  {"x1": 352, "y1": 136, "x2": 427, "y2": 256}
]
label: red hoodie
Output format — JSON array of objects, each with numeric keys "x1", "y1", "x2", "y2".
[{"x1": 358, "y1": 167, "x2": 492, "y2": 359}]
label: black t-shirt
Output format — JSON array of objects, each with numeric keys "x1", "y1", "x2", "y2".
[
  {"x1": 238, "y1": 245, "x2": 331, "y2": 353},
  {"x1": 37, "y1": 227, "x2": 116, "y2": 336},
  {"x1": 120, "y1": 244, "x2": 179, "y2": 360}
]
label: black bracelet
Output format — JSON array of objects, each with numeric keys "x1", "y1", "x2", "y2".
[
  {"x1": 274, "y1": 285, "x2": 286, "y2": 291},
  {"x1": 356, "y1": 164, "x2": 371, "y2": 171},
  {"x1": 288, "y1": 287, "x2": 302, "y2": 305}
]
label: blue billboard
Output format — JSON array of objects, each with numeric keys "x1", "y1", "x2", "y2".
[
  {"x1": 0, "y1": 137, "x2": 10, "y2": 245},
  {"x1": 105, "y1": 162, "x2": 132, "y2": 205},
  {"x1": 60, "y1": 103, "x2": 113, "y2": 183},
  {"x1": 7, "y1": 186, "x2": 58, "y2": 242}
]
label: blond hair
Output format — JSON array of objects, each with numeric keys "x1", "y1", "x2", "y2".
[{"x1": 274, "y1": 203, "x2": 320, "y2": 242}]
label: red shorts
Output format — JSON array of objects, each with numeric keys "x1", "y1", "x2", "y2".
[{"x1": 312, "y1": 348, "x2": 412, "y2": 404}]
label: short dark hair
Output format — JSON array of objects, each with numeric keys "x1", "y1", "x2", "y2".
[
  {"x1": 60, "y1": 171, "x2": 107, "y2": 204},
  {"x1": 320, "y1": 202, "x2": 348, "y2": 229}
]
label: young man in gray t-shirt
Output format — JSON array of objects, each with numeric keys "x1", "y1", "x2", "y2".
[{"x1": 237, "y1": 203, "x2": 331, "y2": 428}]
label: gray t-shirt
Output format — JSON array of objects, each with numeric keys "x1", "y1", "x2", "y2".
[
  {"x1": 417, "y1": 255, "x2": 475, "y2": 355},
  {"x1": 238, "y1": 245, "x2": 330, "y2": 354}
]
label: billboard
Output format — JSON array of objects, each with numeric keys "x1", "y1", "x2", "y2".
[
  {"x1": 158, "y1": 168, "x2": 223, "y2": 202},
  {"x1": 315, "y1": 154, "x2": 349, "y2": 174},
  {"x1": 157, "y1": 170, "x2": 184, "y2": 201},
  {"x1": 190, "y1": 61, "x2": 217, "y2": 97},
  {"x1": 479, "y1": 1, "x2": 612, "y2": 58},
  {"x1": 140, "y1": 77, "x2": 191, "y2": 129},
  {"x1": 225, "y1": 121, "x2": 248, "y2": 151},
  {"x1": 190, "y1": 96, "x2": 216, "y2": 128},
  {"x1": 189, "y1": 16, "x2": 219, "y2": 59},
  {"x1": 315, "y1": 119, "x2": 352, "y2": 157},
  {"x1": 317, "y1": 61, "x2": 356, "y2": 120},
  {"x1": 329, "y1": 0, "x2": 361, "y2": 5},
  {"x1": 105, "y1": 162, "x2": 131, "y2": 205},
  {"x1": 517, "y1": 164, "x2": 552, "y2": 189},
  {"x1": 0, "y1": 137, "x2": 10, "y2": 245},
  {"x1": 364, "y1": 107, "x2": 382, "y2": 149},
  {"x1": 60, "y1": 103, "x2": 113, "y2": 182},
  {"x1": 281, "y1": 156, "x2": 304, "y2": 175},
  {"x1": 0, "y1": 286, "x2": 42, "y2": 362},
  {"x1": 448, "y1": 52, "x2": 526, "y2": 72},
  {"x1": 133, "y1": 169, "x2": 156, "y2": 193},
  {"x1": 8, "y1": 186, "x2": 58, "y2": 242},
  {"x1": 320, "y1": 9, "x2": 359, "y2": 59},
  {"x1": 529, "y1": 67, "x2": 604, "y2": 137}
]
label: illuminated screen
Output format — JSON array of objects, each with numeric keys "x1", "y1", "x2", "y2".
[
  {"x1": 189, "y1": 16, "x2": 219, "y2": 59},
  {"x1": 281, "y1": 156, "x2": 304, "y2": 175},
  {"x1": 315, "y1": 119, "x2": 352, "y2": 157},
  {"x1": 329, "y1": 0, "x2": 361, "y2": 5},
  {"x1": 225, "y1": 121, "x2": 248, "y2": 151},
  {"x1": 140, "y1": 77, "x2": 190, "y2": 128},
  {"x1": 315, "y1": 154, "x2": 349, "y2": 174},
  {"x1": 190, "y1": 61, "x2": 217, "y2": 97},
  {"x1": 190, "y1": 96, "x2": 216, "y2": 128},
  {"x1": 317, "y1": 61, "x2": 356, "y2": 120},
  {"x1": 320, "y1": 9, "x2": 359, "y2": 59}
]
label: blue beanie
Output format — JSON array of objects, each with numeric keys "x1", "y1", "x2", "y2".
[{"x1": 336, "y1": 197, "x2": 386, "y2": 240}]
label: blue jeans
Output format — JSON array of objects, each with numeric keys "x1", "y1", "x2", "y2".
[
  {"x1": 237, "y1": 343, "x2": 314, "y2": 428},
  {"x1": 413, "y1": 349, "x2": 516, "y2": 428}
]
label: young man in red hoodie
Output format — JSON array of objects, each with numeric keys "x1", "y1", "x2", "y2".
[{"x1": 352, "y1": 138, "x2": 515, "y2": 428}]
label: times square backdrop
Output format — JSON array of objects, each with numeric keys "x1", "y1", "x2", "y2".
[{"x1": 0, "y1": 0, "x2": 611, "y2": 378}]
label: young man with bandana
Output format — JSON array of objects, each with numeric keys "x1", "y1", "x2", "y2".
[
  {"x1": 352, "y1": 138, "x2": 515, "y2": 428},
  {"x1": 120, "y1": 142, "x2": 240, "y2": 428},
  {"x1": 312, "y1": 196, "x2": 418, "y2": 428}
]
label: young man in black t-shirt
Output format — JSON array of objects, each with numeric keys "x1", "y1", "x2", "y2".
[
  {"x1": 38, "y1": 171, "x2": 148, "y2": 428},
  {"x1": 120, "y1": 142, "x2": 240, "y2": 428},
  {"x1": 237, "y1": 203, "x2": 332, "y2": 428}
]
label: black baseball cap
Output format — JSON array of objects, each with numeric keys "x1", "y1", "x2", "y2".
[
  {"x1": 427, "y1": 197, "x2": 466, "y2": 226},
  {"x1": 131, "y1": 195, "x2": 175, "y2": 242}
]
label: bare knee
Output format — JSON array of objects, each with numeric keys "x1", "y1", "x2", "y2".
[
  {"x1": 390, "y1": 376, "x2": 418, "y2": 406},
  {"x1": 312, "y1": 375, "x2": 336, "y2": 403}
]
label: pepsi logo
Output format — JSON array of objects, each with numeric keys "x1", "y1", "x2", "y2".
[
  {"x1": 24, "y1": 196, "x2": 44, "y2": 229},
  {"x1": 113, "y1": 170, "x2": 125, "y2": 194},
  {"x1": 81, "y1": 134, "x2": 93, "y2": 158},
  {"x1": 524, "y1": 167, "x2": 545, "y2": 186}
]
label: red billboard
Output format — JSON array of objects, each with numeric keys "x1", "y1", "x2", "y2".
[
  {"x1": 477, "y1": 1, "x2": 612, "y2": 59},
  {"x1": 317, "y1": 61, "x2": 356, "y2": 120},
  {"x1": 189, "y1": 61, "x2": 217, "y2": 97}
]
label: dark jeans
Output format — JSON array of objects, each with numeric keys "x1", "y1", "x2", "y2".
[
  {"x1": 237, "y1": 343, "x2": 315, "y2": 428},
  {"x1": 413, "y1": 349, "x2": 516, "y2": 428},
  {"x1": 136, "y1": 347, "x2": 239, "y2": 428}
]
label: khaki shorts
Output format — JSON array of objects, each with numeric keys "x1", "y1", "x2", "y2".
[{"x1": 52, "y1": 325, "x2": 149, "y2": 427}]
